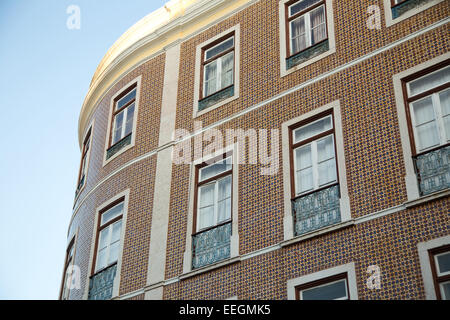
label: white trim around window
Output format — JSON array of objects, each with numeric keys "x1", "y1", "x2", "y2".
[
  {"x1": 83, "y1": 189, "x2": 130, "y2": 300},
  {"x1": 182, "y1": 144, "x2": 240, "y2": 274},
  {"x1": 281, "y1": 100, "x2": 351, "y2": 241},
  {"x1": 383, "y1": 0, "x2": 444, "y2": 27},
  {"x1": 192, "y1": 24, "x2": 240, "y2": 118},
  {"x1": 279, "y1": 0, "x2": 336, "y2": 77},
  {"x1": 287, "y1": 262, "x2": 358, "y2": 300},
  {"x1": 103, "y1": 76, "x2": 142, "y2": 167},
  {"x1": 418, "y1": 235, "x2": 450, "y2": 300},
  {"x1": 392, "y1": 52, "x2": 450, "y2": 202}
]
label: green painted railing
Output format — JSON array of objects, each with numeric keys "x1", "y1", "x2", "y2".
[
  {"x1": 292, "y1": 184, "x2": 341, "y2": 236},
  {"x1": 88, "y1": 263, "x2": 117, "y2": 300},
  {"x1": 414, "y1": 145, "x2": 450, "y2": 196},
  {"x1": 192, "y1": 221, "x2": 231, "y2": 269}
]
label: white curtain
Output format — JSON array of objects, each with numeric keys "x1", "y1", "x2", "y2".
[
  {"x1": 440, "y1": 88, "x2": 450, "y2": 141},
  {"x1": 217, "y1": 176, "x2": 232, "y2": 222},
  {"x1": 124, "y1": 103, "x2": 135, "y2": 136},
  {"x1": 290, "y1": 16, "x2": 306, "y2": 54},
  {"x1": 198, "y1": 184, "x2": 215, "y2": 230},
  {"x1": 221, "y1": 52, "x2": 234, "y2": 89},
  {"x1": 310, "y1": 5, "x2": 326, "y2": 45},
  {"x1": 317, "y1": 136, "x2": 336, "y2": 186},
  {"x1": 294, "y1": 116, "x2": 332, "y2": 143},
  {"x1": 204, "y1": 61, "x2": 217, "y2": 96},
  {"x1": 412, "y1": 97, "x2": 440, "y2": 151},
  {"x1": 108, "y1": 220, "x2": 122, "y2": 265},
  {"x1": 296, "y1": 145, "x2": 313, "y2": 194},
  {"x1": 113, "y1": 111, "x2": 124, "y2": 144}
]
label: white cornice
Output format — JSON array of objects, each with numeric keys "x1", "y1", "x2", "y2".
[{"x1": 78, "y1": 0, "x2": 255, "y2": 147}]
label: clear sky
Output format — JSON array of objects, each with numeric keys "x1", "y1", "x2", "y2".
[{"x1": 0, "y1": 0, "x2": 168, "y2": 300}]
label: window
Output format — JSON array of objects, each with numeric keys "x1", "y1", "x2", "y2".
[
  {"x1": 385, "y1": 0, "x2": 444, "y2": 26},
  {"x1": 402, "y1": 60, "x2": 450, "y2": 195},
  {"x1": 192, "y1": 154, "x2": 233, "y2": 269},
  {"x1": 75, "y1": 128, "x2": 91, "y2": 198},
  {"x1": 289, "y1": 112, "x2": 341, "y2": 236},
  {"x1": 106, "y1": 84, "x2": 137, "y2": 160},
  {"x1": 296, "y1": 273, "x2": 349, "y2": 300},
  {"x1": 198, "y1": 33, "x2": 236, "y2": 112},
  {"x1": 88, "y1": 199, "x2": 124, "y2": 300},
  {"x1": 429, "y1": 245, "x2": 450, "y2": 300},
  {"x1": 287, "y1": 0, "x2": 327, "y2": 57},
  {"x1": 60, "y1": 237, "x2": 75, "y2": 300},
  {"x1": 282, "y1": 0, "x2": 333, "y2": 71},
  {"x1": 287, "y1": 262, "x2": 358, "y2": 300}
]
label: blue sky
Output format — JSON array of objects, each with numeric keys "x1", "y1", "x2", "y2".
[{"x1": 0, "y1": 0, "x2": 167, "y2": 300}]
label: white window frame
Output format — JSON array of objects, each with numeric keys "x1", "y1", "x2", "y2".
[
  {"x1": 111, "y1": 89, "x2": 136, "y2": 146},
  {"x1": 94, "y1": 202, "x2": 124, "y2": 273},
  {"x1": 203, "y1": 38, "x2": 235, "y2": 98},
  {"x1": 383, "y1": 0, "x2": 445, "y2": 27},
  {"x1": 407, "y1": 66, "x2": 450, "y2": 153},
  {"x1": 83, "y1": 189, "x2": 130, "y2": 300},
  {"x1": 393, "y1": 52, "x2": 450, "y2": 201},
  {"x1": 103, "y1": 76, "x2": 141, "y2": 167},
  {"x1": 183, "y1": 144, "x2": 239, "y2": 274},
  {"x1": 418, "y1": 235, "x2": 450, "y2": 300},
  {"x1": 281, "y1": 100, "x2": 351, "y2": 241},
  {"x1": 292, "y1": 115, "x2": 337, "y2": 196},
  {"x1": 279, "y1": 0, "x2": 336, "y2": 77},
  {"x1": 287, "y1": 262, "x2": 358, "y2": 300},
  {"x1": 196, "y1": 157, "x2": 233, "y2": 232},
  {"x1": 298, "y1": 277, "x2": 349, "y2": 300},
  {"x1": 193, "y1": 24, "x2": 240, "y2": 118}
]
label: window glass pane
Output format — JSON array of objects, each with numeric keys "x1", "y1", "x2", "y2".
[
  {"x1": 200, "y1": 157, "x2": 232, "y2": 182},
  {"x1": 218, "y1": 198, "x2": 231, "y2": 223},
  {"x1": 297, "y1": 168, "x2": 313, "y2": 194},
  {"x1": 124, "y1": 103, "x2": 135, "y2": 136},
  {"x1": 221, "y1": 52, "x2": 234, "y2": 89},
  {"x1": 113, "y1": 111, "x2": 124, "y2": 144},
  {"x1": 98, "y1": 228, "x2": 109, "y2": 250},
  {"x1": 411, "y1": 97, "x2": 440, "y2": 150},
  {"x1": 301, "y1": 279, "x2": 348, "y2": 300},
  {"x1": 295, "y1": 145, "x2": 312, "y2": 170},
  {"x1": 440, "y1": 281, "x2": 450, "y2": 300},
  {"x1": 117, "y1": 88, "x2": 136, "y2": 110},
  {"x1": 294, "y1": 116, "x2": 332, "y2": 143},
  {"x1": 289, "y1": 0, "x2": 321, "y2": 17},
  {"x1": 317, "y1": 135, "x2": 335, "y2": 162},
  {"x1": 436, "y1": 251, "x2": 450, "y2": 275},
  {"x1": 107, "y1": 241, "x2": 120, "y2": 265},
  {"x1": 101, "y1": 202, "x2": 124, "y2": 225},
  {"x1": 408, "y1": 66, "x2": 450, "y2": 97},
  {"x1": 440, "y1": 89, "x2": 450, "y2": 141},
  {"x1": 310, "y1": 5, "x2": 326, "y2": 45},
  {"x1": 218, "y1": 176, "x2": 232, "y2": 201},
  {"x1": 199, "y1": 184, "x2": 215, "y2": 207},
  {"x1": 205, "y1": 37, "x2": 234, "y2": 61},
  {"x1": 204, "y1": 61, "x2": 218, "y2": 96},
  {"x1": 110, "y1": 220, "x2": 122, "y2": 244},
  {"x1": 96, "y1": 247, "x2": 107, "y2": 272},
  {"x1": 318, "y1": 159, "x2": 337, "y2": 186},
  {"x1": 290, "y1": 16, "x2": 306, "y2": 54},
  {"x1": 198, "y1": 206, "x2": 215, "y2": 230}
]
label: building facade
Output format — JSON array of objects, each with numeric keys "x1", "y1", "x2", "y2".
[{"x1": 60, "y1": 0, "x2": 450, "y2": 300}]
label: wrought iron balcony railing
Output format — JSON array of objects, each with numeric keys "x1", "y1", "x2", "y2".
[
  {"x1": 414, "y1": 144, "x2": 450, "y2": 196},
  {"x1": 192, "y1": 221, "x2": 231, "y2": 269},
  {"x1": 88, "y1": 263, "x2": 117, "y2": 300},
  {"x1": 292, "y1": 184, "x2": 341, "y2": 236}
]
